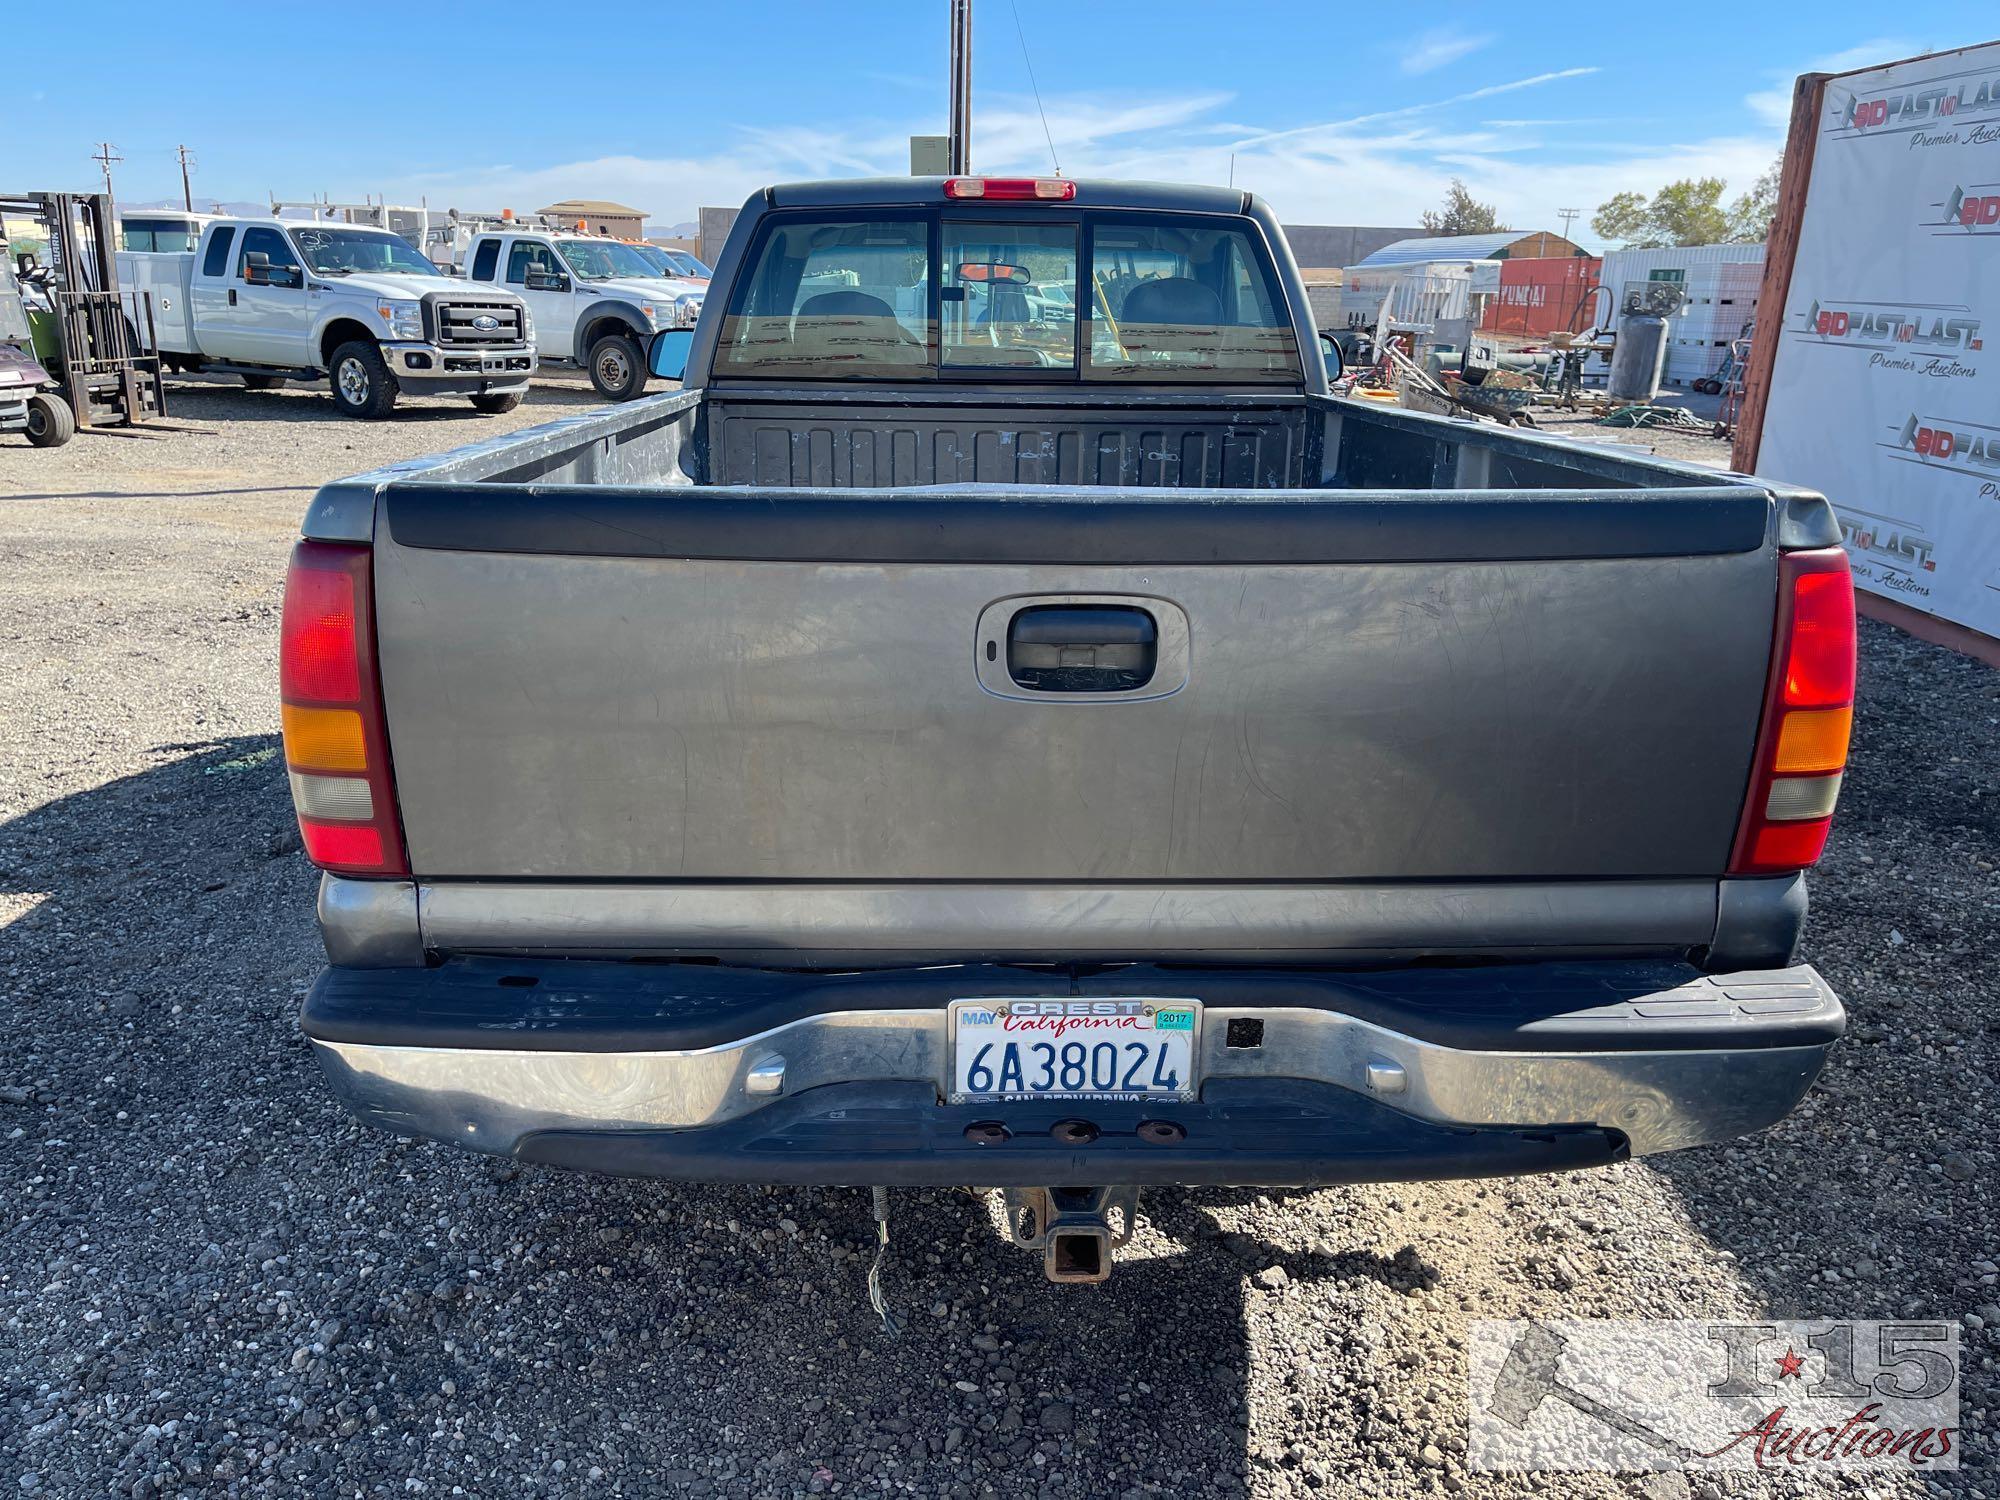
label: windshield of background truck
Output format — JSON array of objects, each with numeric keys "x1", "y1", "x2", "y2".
[
  {"x1": 291, "y1": 227, "x2": 442, "y2": 277},
  {"x1": 556, "y1": 239, "x2": 660, "y2": 281}
]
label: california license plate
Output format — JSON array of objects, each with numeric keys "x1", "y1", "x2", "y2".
[{"x1": 948, "y1": 998, "x2": 1201, "y2": 1104}]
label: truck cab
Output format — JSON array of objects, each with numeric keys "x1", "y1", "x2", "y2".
[
  {"x1": 118, "y1": 218, "x2": 536, "y2": 418},
  {"x1": 464, "y1": 230, "x2": 703, "y2": 399}
]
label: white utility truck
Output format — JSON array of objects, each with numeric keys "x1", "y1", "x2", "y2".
[
  {"x1": 118, "y1": 219, "x2": 536, "y2": 418},
  {"x1": 462, "y1": 229, "x2": 702, "y2": 399}
]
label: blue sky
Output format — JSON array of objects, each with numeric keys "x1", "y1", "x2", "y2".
[{"x1": 12, "y1": 3, "x2": 1994, "y2": 243}]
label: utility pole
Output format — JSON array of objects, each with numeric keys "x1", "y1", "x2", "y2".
[
  {"x1": 1557, "y1": 206, "x2": 1580, "y2": 242},
  {"x1": 91, "y1": 141, "x2": 123, "y2": 198},
  {"x1": 177, "y1": 145, "x2": 196, "y2": 212},
  {"x1": 947, "y1": 0, "x2": 972, "y2": 175}
]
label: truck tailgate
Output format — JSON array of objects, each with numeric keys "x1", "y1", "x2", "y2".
[{"x1": 370, "y1": 484, "x2": 1775, "y2": 890}]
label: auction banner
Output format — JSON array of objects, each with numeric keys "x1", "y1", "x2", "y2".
[{"x1": 1753, "y1": 42, "x2": 2000, "y2": 641}]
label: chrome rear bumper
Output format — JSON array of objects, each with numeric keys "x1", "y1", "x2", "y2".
[{"x1": 307, "y1": 962, "x2": 1840, "y2": 1164}]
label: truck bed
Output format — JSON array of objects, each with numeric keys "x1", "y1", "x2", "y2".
[{"x1": 305, "y1": 389, "x2": 1833, "y2": 970}]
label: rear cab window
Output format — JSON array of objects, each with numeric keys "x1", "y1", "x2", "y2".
[
  {"x1": 1085, "y1": 220, "x2": 1298, "y2": 382},
  {"x1": 470, "y1": 240, "x2": 500, "y2": 282},
  {"x1": 715, "y1": 217, "x2": 933, "y2": 380},
  {"x1": 942, "y1": 222, "x2": 1078, "y2": 372},
  {"x1": 712, "y1": 206, "x2": 1299, "y2": 384},
  {"x1": 201, "y1": 228, "x2": 236, "y2": 278}
]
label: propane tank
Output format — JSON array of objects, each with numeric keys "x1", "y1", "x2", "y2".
[{"x1": 1606, "y1": 282, "x2": 1684, "y2": 403}]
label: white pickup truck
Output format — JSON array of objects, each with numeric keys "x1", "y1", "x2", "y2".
[
  {"x1": 118, "y1": 219, "x2": 536, "y2": 418},
  {"x1": 462, "y1": 230, "x2": 702, "y2": 400}
]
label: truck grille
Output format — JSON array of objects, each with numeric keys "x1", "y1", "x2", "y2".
[{"x1": 433, "y1": 300, "x2": 523, "y2": 345}]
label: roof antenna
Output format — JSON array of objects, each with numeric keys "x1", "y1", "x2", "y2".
[{"x1": 1009, "y1": 0, "x2": 1061, "y2": 175}]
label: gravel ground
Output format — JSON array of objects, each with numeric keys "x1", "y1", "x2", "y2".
[{"x1": 1, "y1": 378, "x2": 1994, "y2": 1499}]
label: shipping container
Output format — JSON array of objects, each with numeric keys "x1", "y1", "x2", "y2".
[
  {"x1": 1481, "y1": 256, "x2": 1602, "y2": 337},
  {"x1": 1597, "y1": 243, "x2": 1766, "y2": 387}
]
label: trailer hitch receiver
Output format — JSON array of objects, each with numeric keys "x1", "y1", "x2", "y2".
[{"x1": 1000, "y1": 1186, "x2": 1140, "y2": 1283}]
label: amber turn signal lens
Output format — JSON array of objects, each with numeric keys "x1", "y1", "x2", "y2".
[
  {"x1": 1772, "y1": 706, "x2": 1852, "y2": 775},
  {"x1": 281, "y1": 703, "x2": 367, "y2": 773}
]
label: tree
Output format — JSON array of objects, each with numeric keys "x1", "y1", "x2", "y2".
[
  {"x1": 1590, "y1": 177, "x2": 1730, "y2": 249},
  {"x1": 1726, "y1": 156, "x2": 1783, "y2": 242},
  {"x1": 1422, "y1": 178, "x2": 1503, "y2": 236},
  {"x1": 1590, "y1": 192, "x2": 1650, "y2": 247}
]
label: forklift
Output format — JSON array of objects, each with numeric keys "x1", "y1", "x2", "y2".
[
  {"x1": 0, "y1": 241, "x2": 72, "y2": 445},
  {"x1": 1, "y1": 191, "x2": 166, "y2": 433}
]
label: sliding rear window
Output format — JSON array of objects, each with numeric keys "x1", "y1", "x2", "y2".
[
  {"x1": 713, "y1": 209, "x2": 1299, "y2": 384},
  {"x1": 713, "y1": 216, "x2": 934, "y2": 381},
  {"x1": 1084, "y1": 220, "x2": 1300, "y2": 383}
]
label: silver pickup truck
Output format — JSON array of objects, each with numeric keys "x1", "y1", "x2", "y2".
[{"x1": 281, "y1": 177, "x2": 1855, "y2": 1283}]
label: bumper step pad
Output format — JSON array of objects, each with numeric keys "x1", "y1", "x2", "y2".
[{"x1": 515, "y1": 1079, "x2": 1628, "y2": 1187}]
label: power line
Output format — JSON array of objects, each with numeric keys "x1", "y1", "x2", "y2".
[
  {"x1": 91, "y1": 141, "x2": 123, "y2": 197},
  {"x1": 1557, "y1": 206, "x2": 1580, "y2": 241},
  {"x1": 1007, "y1": 0, "x2": 1060, "y2": 175},
  {"x1": 177, "y1": 145, "x2": 197, "y2": 212}
]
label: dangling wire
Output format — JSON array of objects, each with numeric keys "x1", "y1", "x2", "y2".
[
  {"x1": 1009, "y1": 0, "x2": 1061, "y2": 175},
  {"x1": 866, "y1": 1187, "x2": 902, "y2": 1337}
]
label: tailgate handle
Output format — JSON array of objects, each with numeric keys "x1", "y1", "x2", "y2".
[{"x1": 1006, "y1": 605, "x2": 1157, "y2": 693}]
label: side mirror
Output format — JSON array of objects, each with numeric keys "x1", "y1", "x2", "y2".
[
  {"x1": 524, "y1": 269, "x2": 569, "y2": 292},
  {"x1": 1318, "y1": 331, "x2": 1344, "y2": 381},
  {"x1": 648, "y1": 328, "x2": 693, "y2": 382},
  {"x1": 244, "y1": 253, "x2": 301, "y2": 289}
]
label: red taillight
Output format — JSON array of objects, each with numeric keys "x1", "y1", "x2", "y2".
[
  {"x1": 279, "y1": 541, "x2": 408, "y2": 878},
  {"x1": 943, "y1": 177, "x2": 1076, "y2": 200},
  {"x1": 280, "y1": 558, "x2": 361, "y2": 700},
  {"x1": 1728, "y1": 547, "x2": 1856, "y2": 876}
]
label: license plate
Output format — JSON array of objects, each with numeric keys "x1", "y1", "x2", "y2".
[{"x1": 948, "y1": 998, "x2": 1200, "y2": 1104}]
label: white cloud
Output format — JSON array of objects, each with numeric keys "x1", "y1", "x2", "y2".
[
  {"x1": 1745, "y1": 37, "x2": 1920, "y2": 126},
  {"x1": 382, "y1": 91, "x2": 1232, "y2": 224},
  {"x1": 372, "y1": 69, "x2": 1779, "y2": 249},
  {"x1": 1232, "y1": 69, "x2": 1608, "y2": 150},
  {"x1": 1399, "y1": 28, "x2": 1495, "y2": 76}
]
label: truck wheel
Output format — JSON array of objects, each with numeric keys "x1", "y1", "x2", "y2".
[
  {"x1": 586, "y1": 332, "x2": 646, "y2": 401},
  {"x1": 242, "y1": 375, "x2": 287, "y2": 391},
  {"x1": 470, "y1": 392, "x2": 523, "y2": 415},
  {"x1": 24, "y1": 393, "x2": 76, "y2": 448},
  {"x1": 328, "y1": 341, "x2": 399, "y2": 419}
]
